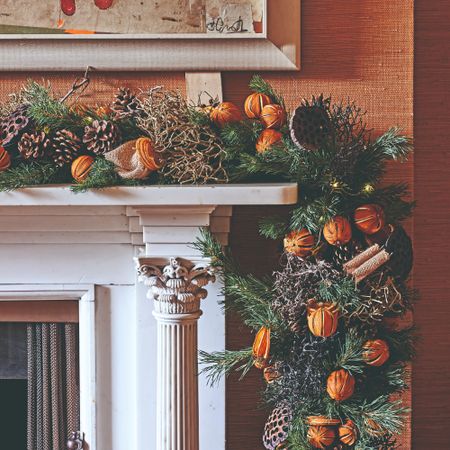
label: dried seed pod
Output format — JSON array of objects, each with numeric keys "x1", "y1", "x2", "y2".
[
  {"x1": 326, "y1": 369, "x2": 355, "y2": 402},
  {"x1": 289, "y1": 102, "x2": 331, "y2": 151},
  {"x1": 263, "y1": 404, "x2": 292, "y2": 450}
]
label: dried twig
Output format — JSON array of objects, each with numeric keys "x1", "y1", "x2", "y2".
[{"x1": 137, "y1": 87, "x2": 227, "y2": 184}]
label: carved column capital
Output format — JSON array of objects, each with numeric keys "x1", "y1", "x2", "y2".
[{"x1": 136, "y1": 257, "x2": 216, "y2": 315}]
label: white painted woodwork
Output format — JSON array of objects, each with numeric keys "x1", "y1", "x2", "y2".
[
  {"x1": 0, "y1": 184, "x2": 297, "y2": 450},
  {"x1": 136, "y1": 257, "x2": 216, "y2": 450},
  {"x1": 185, "y1": 72, "x2": 224, "y2": 103},
  {"x1": 0, "y1": 0, "x2": 301, "y2": 71},
  {"x1": 0, "y1": 183, "x2": 297, "y2": 206}
]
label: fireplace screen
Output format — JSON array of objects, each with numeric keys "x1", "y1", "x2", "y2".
[{"x1": 0, "y1": 322, "x2": 79, "y2": 450}]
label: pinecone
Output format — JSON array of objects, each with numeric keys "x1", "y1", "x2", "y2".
[
  {"x1": 263, "y1": 404, "x2": 292, "y2": 450},
  {"x1": 52, "y1": 130, "x2": 81, "y2": 167},
  {"x1": 18, "y1": 131, "x2": 51, "y2": 160},
  {"x1": 329, "y1": 239, "x2": 364, "y2": 268},
  {"x1": 289, "y1": 99, "x2": 332, "y2": 151},
  {"x1": 83, "y1": 119, "x2": 121, "y2": 155},
  {"x1": 0, "y1": 105, "x2": 31, "y2": 146},
  {"x1": 111, "y1": 88, "x2": 141, "y2": 120}
]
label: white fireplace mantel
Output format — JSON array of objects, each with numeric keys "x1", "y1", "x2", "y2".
[{"x1": 0, "y1": 183, "x2": 297, "y2": 450}]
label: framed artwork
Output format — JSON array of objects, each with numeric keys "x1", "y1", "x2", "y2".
[{"x1": 0, "y1": 0, "x2": 300, "y2": 71}]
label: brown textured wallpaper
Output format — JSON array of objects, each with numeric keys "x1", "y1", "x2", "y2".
[{"x1": 0, "y1": 0, "x2": 430, "y2": 448}]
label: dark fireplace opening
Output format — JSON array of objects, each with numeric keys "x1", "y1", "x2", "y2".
[
  {"x1": 0, "y1": 379, "x2": 27, "y2": 449},
  {"x1": 0, "y1": 323, "x2": 27, "y2": 449},
  {"x1": 0, "y1": 320, "x2": 80, "y2": 449}
]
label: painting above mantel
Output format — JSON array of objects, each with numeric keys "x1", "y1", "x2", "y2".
[
  {"x1": 0, "y1": 0, "x2": 300, "y2": 70},
  {"x1": 0, "y1": 0, "x2": 265, "y2": 37}
]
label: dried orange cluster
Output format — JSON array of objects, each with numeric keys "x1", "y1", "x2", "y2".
[
  {"x1": 209, "y1": 92, "x2": 287, "y2": 155},
  {"x1": 283, "y1": 203, "x2": 387, "y2": 260}
]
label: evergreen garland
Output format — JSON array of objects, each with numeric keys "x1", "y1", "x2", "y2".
[
  {"x1": 0, "y1": 76, "x2": 415, "y2": 449},
  {"x1": 192, "y1": 77, "x2": 415, "y2": 450}
]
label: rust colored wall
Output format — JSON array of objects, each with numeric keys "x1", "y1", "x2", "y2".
[
  {"x1": 0, "y1": 0, "x2": 423, "y2": 448},
  {"x1": 414, "y1": 1, "x2": 450, "y2": 449}
]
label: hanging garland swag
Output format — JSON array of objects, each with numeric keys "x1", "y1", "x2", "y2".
[{"x1": 0, "y1": 75, "x2": 415, "y2": 449}]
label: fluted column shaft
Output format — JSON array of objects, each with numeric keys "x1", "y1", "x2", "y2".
[{"x1": 155, "y1": 311, "x2": 201, "y2": 450}]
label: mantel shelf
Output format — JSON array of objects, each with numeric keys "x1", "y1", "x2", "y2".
[{"x1": 0, "y1": 183, "x2": 298, "y2": 207}]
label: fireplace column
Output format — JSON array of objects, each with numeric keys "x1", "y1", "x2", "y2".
[{"x1": 136, "y1": 257, "x2": 215, "y2": 450}]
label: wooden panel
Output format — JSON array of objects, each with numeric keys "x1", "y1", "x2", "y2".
[
  {"x1": 0, "y1": 301, "x2": 79, "y2": 323},
  {"x1": 413, "y1": 1, "x2": 450, "y2": 448}
]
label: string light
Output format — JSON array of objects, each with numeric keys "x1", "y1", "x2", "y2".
[
  {"x1": 362, "y1": 183, "x2": 375, "y2": 194},
  {"x1": 330, "y1": 180, "x2": 343, "y2": 191}
]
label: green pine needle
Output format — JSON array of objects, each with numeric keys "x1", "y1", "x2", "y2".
[
  {"x1": 71, "y1": 158, "x2": 144, "y2": 193},
  {"x1": 199, "y1": 348, "x2": 253, "y2": 386},
  {"x1": 0, "y1": 162, "x2": 65, "y2": 191},
  {"x1": 249, "y1": 75, "x2": 286, "y2": 109},
  {"x1": 259, "y1": 215, "x2": 289, "y2": 240},
  {"x1": 23, "y1": 81, "x2": 82, "y2": 132}
]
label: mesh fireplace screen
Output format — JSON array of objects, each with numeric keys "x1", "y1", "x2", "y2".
[{"x1": 26, "y1": 323, "x2": 79, "y2": 450}]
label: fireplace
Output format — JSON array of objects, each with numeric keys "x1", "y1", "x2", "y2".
[
  {"x1": 0, "y1": 183, "x2": 297, "y2": 449},
  {"x1": 0, "y1": 323, "x2": 27, "y2": 450},
  {"x1": 0, "y1": 308, "x2": 80, "y2": 450}
]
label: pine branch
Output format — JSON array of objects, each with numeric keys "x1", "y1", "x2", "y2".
[
  {"x1": 373, "y1": 129, "x2": 413, "y2": 162},
  {"x1": 23, "y1": 81, "x2": 83, "y2": 132},
  {"x1": 363, "y1": 183, "x2": 415, "y2": 223},
  {"x1": 259, "y1": 215, "x2": 289, "y2": 240},
  {"x1": 360, "y1": 396, "x2": 408, "y2": 435},
  {"x1": 380, "y1": 327, "x2": 417, "y2": 362},
  {"x1": 193, "y1": 229, "x2": 281, "y2": 330},
  {"x1": 249, "y1": 75, "x2": 286, "y2": 109},
  {"x1": 71, "y1": 158, "x2": 144, "y2": 193},
  {"x1": 228, "y1": 148, "x2": 295, "y2": 182},
  {"x1": 332, "y1": 330, "x2": 365, "y2": 374},
  {"x1": 353, "y1": 129, "x2": 412, "y2": 186},
  {"x1": 199, "y1": 348, "x2": 253, "y2": 386},
  {"x1": 224, "y1": 273, "x2": 281, "y2": 329},
  {"x1": 0, "y1": 162, "x2": 65, "y2": 191},
  {"x1": 342, "y1": 395, "x2": 408, "y2": 438},
  {"x1": 289, "y1": 196, "x2": 341, "y2": 233},
  {"x1": 317, "y1": 276, "x2": 362, "y2": 315}
]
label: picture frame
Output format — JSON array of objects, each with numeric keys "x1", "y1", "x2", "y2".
[{"x1": 0, "y1": 0, "x2": 300, "y2": 71}]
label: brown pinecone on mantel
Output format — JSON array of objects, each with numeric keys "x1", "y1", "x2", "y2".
[
  {"x1": 111, "y1": 88, "x2": 141, "y2": 120},
  {"x1": 52, "y1": 130, "x2": 81, "y2": 167},
  {"x1": 83, "y1": 119, "x2": 121, "y2": 155},
  {"x1": 18, "y1": 131, "x2": 51, "y2": 160}
]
